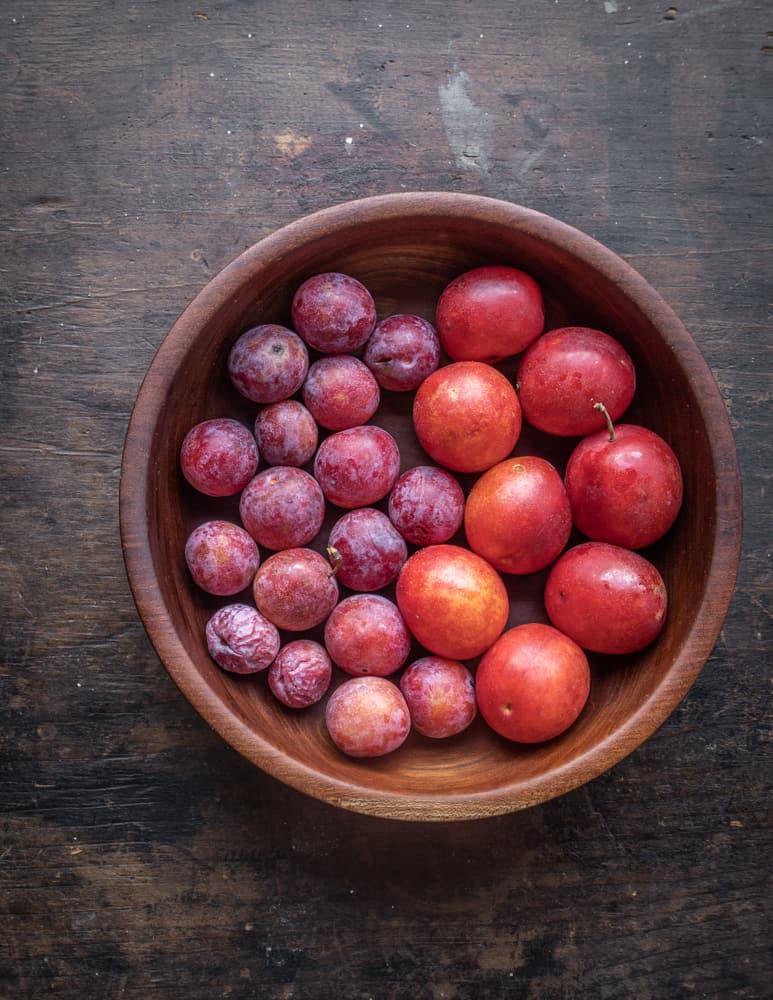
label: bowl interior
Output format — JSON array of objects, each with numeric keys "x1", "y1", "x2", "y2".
[{"x1": 122, "y1": 195, "x2": 740, "y2": 820}]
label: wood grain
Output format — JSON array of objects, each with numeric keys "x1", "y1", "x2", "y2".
[{"x1": 1, "y1": 1, "x2": 770, "y2": 998}]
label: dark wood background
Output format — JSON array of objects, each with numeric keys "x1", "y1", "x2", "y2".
[{"x1": 1, "y1": 1, "x2": 770, "y2": 997}]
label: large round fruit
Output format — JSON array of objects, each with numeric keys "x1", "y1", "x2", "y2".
[
  {"x1": 476, "y1": 623, "x2": 591, "y2": 743},
  {"x1": 564, "y1": 422, "x2": 683, "y2": 549},
  {"x1": 464, "y1": 456, "x2": 572, "y2": 575},
  {"x1": 412, "y1": 361, "x2": 521, "y2": 474},
  {"x1": 435, "y1": 265, "x2": 544, "y2": 362},
  {"x1": 395, "y1": 544, "x2": 509, "y2": 661},
  {"x1": 544, "y1": 542, "x2": 668, "y2": 654},
  {"x1": 516, "y1": 326, "x2": 636, "y2": 436}
]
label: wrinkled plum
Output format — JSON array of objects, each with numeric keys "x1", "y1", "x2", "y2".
[
  {"x1": 205, "y1": 603, "x2": 280, "y2": 674},
  {"x1": 268, "y1": 639, "x2": 332, "y2": 709}
]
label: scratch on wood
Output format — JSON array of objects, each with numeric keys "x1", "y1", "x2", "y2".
[
  {"x1": 17, "y1": 283, "x2": 203, "y2": 313},
  {"x1": 438, "y1": 70, "x2": 493, "y2": 175}
]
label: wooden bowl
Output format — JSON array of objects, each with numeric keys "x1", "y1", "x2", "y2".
[{"x1": 120, "y1": 193, "x2": 741, "y2": 821}]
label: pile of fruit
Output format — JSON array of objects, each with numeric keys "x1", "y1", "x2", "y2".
[{"x1": 180, "y1": 266, "x2": 683, "y2": 758}]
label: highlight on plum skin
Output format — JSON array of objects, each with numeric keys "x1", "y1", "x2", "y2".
[
  {"x1": 180, "y1": 418, "x2": 259, "y2": 497},
  {"x1": 324, "y1": 594, "x2": 412, "y2": 677},
  {"x1": 302, "y1": 355, "x2": 380, "y2": 431},
  {"x1": 291, "y1": 272, "x2": 377, "y2": 354},
  {"x1": 184, "y1": 520, "x2": 260, "y2": 596},
  {"x1": 399, "y1": 656, "x2": 477, "y2": 739},
  {"x1": 363, "y1": 313, "x2": 441, "y2": 392},
  {"x1": 254, "y1": 400, "x2": 318, "y2": 468},
  {"x1": 387, "y1": 465, "x2": 465, "y2": 546},
  {"x1": 268, "y1": 639, "x2": 332, "y2": 709},
  {"x1": 252, "y1": 547, "x2": 339, "y2": 631},
  {"x1": 228, "y1": 324, "x2": 309, "y2": 404},
  {"x1": 325, "y1": 676, "x2": 411, "y2": 758},
  {"x1": 239, "y1": 466, "x2": 325, "y2": 551},
  {"x1": 313, "y1": 425, "x2": 401, "y2": 509},
  {"x1": 328, "y1": 508, "x2": 408, "y2": 592},
  {"x1": 205, "y1": 603, "x2": 280, "y2": 674}
]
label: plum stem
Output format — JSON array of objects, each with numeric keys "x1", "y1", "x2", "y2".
[
  {"x1": 326, "y1": 546, "x2": 343, "y2": 578},
  {"x1": 594, "y1": 401, "x2": 616, "y2": 442}
]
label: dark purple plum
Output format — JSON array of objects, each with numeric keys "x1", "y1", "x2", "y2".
[
  {"x1": 291, "y1": 272, "x2": 376, "y2": 354},
  {"x1": 363, "y1": 314, "x2": 441, "y2": 392}
]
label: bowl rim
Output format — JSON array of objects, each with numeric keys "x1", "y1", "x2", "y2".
[{"x1": 119, "y1": 192, "x2": 742, "y2": 821}]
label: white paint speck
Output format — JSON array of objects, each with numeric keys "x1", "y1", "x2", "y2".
[
  {"x1": 209, "y1": 72, "x2": 215, "y2": 77},
  {"x1": 247, "y1": 32, "x2": 253, "y2": 38},
  {"x1": 33, "y1": 367, "x2": 38, "y2": 374},
  {"x1": 345, "y1": 136, "x2": 353, "y2": 144},
  {"x1": 604, "y1": 0, "x2": 618, "y2": 11}
]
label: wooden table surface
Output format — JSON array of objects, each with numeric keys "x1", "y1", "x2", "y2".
[{"x1": 2, "y1": 1, "x2": 770, "y2": 997}]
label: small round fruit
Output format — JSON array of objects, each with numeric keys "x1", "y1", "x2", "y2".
[
  {"x1": 268, "y1": 640, "x2": 332, "y2": 708},
  {"x1": 399, "y1": 657, "x2": 476, "y2": 739},
  {"x1": 435, "y1": 265, "x2": 544, "y2": 363},
  {"x1": 476, "y1": 624, "x2": 590, "y2": 743},
  {"x1": 228, "y1": 324, "x2": 309, "y2": 404},
  {"x1": 328, "y1": 508, "x2": 407, "y2": 592},
  {"x1": 544, "y1": 542, "x2": 668, "y2": 654},
  {"x1": 254, "y1": 400, "x2": 318, "y2": 468},
  {"x1": 239, "y1": 467, "x2": 325, "y2": 551},
  {"x1": 180, "y1": 418, "x2": 259, "y2": 497},
  {"x1": 324, "y1": 594, "x2": 411, "y2": 677},
  {"x1": 314, "y1": 425, "x2": 401, "y2": 509},
  {"x1": 252, "y1": 548, "x2": 338, "y2": 631},
  {"x1": 564, "y1": 416, "x2": 683, "y2": 549},
  {"x1": 363, "y1": 314, "x2": 441, "y2": 392},
  {"x1": 205, "y1": 604, "x2": 280, "y2": 674},
  {"x1": 184, "y1": 520, "x2": 260, "y2": 596},
  {"x1": 325, "y1": 676, "x2": 411, "y2": 758},
  {"x1": 396, "y1": 544, "x2": 509, "y2": 661},
  {"x1": 388, "y1": 466, "x2": 465, "y2": 547},
  {"x1": 464, "y1": 457, "x2": 572, "y2": 575},
  {"x1": 302, "y1": 355, "x2": 380, "y2": 430},
  {"x1": 291, "y1": 272, "x2": 376, "y2": 354},
  {"x1": 413, "y1": 361, "x2": 521, "y2": 473},
  {"x1": 516, "y1": 326, "x2": 636, "y2": 437}
]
